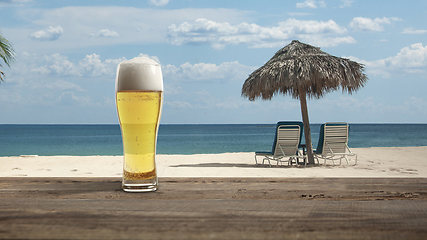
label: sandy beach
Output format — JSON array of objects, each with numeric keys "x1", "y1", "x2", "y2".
[{"x1": 1, "y1": 146, "x2": 427, "y2": 178}]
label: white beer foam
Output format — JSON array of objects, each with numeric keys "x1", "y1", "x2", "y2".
[{"x1": 115, "y1": 57, "x2": 163, "y2": 92}]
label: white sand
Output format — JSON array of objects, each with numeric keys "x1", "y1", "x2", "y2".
[{"x1": 1, "y1": 147, "x2": 426, "y2": 178}]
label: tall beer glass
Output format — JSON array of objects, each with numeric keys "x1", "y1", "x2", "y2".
[{"x1": 115, "y1": 57, "x2": 163, "y2": 192}]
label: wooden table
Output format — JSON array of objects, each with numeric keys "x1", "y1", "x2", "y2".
[{"x1": 1, "y1": 177, "x2": 426, "y2": 239}]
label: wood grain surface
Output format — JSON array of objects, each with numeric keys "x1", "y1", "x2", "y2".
[{"x1": 0, "y1": 177, "x2": 426, "y2": 239}]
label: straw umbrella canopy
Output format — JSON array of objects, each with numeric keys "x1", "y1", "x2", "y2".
[{"x1": 242, "y1": 40, "x2": 368, "y2": 164}]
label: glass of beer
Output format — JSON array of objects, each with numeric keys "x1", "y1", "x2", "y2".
[{"x1": 115, "y1": 57, "x2": 163, "y2": 192}]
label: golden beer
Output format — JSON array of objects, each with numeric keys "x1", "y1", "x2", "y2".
[
  {"x1": 115, "y1": 57, "x2": 163, "y2": 192},
  {"x1": 116, "y1": 91, "x2": 162, "y2": 180}
]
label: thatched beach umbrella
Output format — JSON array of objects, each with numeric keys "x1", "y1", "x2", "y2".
[{"x1": 242, "y1": 40, "x2": 367, "y2": 164}]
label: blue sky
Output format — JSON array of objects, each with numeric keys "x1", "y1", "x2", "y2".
[{"x1": 0, "y1": 0, "x2": 426, "y2": 124}]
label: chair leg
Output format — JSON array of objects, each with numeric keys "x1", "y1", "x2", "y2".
[
  {"x1": 344, "y1": 156, "x2": 349, "y2": 165},
  {"x1": 262, "y1": 157, "x2": 268, "y2": 166},
  {"x1": 267, "y1": 158, "x2": 271, "y2": 167},
  {"x1": 313, "y1": 156, "x2": 319, "y2": 165}
]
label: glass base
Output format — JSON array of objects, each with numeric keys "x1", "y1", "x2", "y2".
[{"x1": 122, "y1": 178, "x2": 157, "y2": 192}]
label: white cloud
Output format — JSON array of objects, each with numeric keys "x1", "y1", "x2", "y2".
[
  {"x1": 287, "y1": 12, "x2": 313, "y2": 17},
  {"x1": 405, "y1": 97, "x2": 427, "y2": 114},
  {"x1": 44, "y1": 80, "x2": 84, "y2": 92},
  {"x1": 334, "y1": 96, "x2": 427, "y2": 119},
  {"x1": 300, "y1": 36, "x2": 356, "y2": 48},
  {"x1": 57, "y1": 91, "x2": 91, "y2": 106},
  {"x1": 349, "y1": 17, "x2": 398, "y2": 32},
  {"x1": 383, "y1": 43, "x2": 427, "y2": 70},
  {"x1": 281, "y1": 18, "x2": 347, "y2": 34},
  {"x1": 0, "y1": 90, "x2": 25, "y2": 104},
  {"x1": 162, "y1": 61, "x2": 256, "y2": 82},
  {"x1": 164, "y1": 91, "x2": 255, "y2": 111},
  {"x1": 15, "y1": 6, "x2": 251, "y2": 53},
  {"x1": 401, "y1": 28, "x2": 427, "y2": 34},
  {"x1": 149, "y1": 0, "x2": 169, "y2": 6},
  {"x1": 331, "y1": 96, "x2": 376, "y2": 110},
  {"x1": 30, "y1": 53, "x2": 79, "y2": 76},
  {"x1": 165, "y1": 100, "x2": 192, "y2": 109},
  {"x1": 296, "y1": 0, "x2": 326, "y2": 8},
  {"x1": 164, "y1": 85, "x2": 184, "y2": 95},
  {"x1": 29, "y1": 26, "x2": 63, "y2": 41},
  {"x1": 136, "y1": 53, "x2": 161, "y2": 64},
  {"x1": 167, "y1": 18, "x2": 354, "y2": 49},
  {"x1": 79, "y1": 54, "x2": 117, "y2": 77},
  {"x1": 90, "y1": 29, "x2": 120, "y2": 38},
  {"x1": 2, "y1": 52, "x2": 138, "y2": 109},
  {"x1": 390, "y1": 17, "x2": 402, "y2": 22},
  {"x1": 14, "y1": 52, "x2": 163, "y2": 80},
  {"x1": 190, "y1": 90, "x2": 258, "y2": 110},
  {"x1": 347, "y1": 43, "x2": 427, "y2": 77},
  {"x1": 0, "y1": 0, "x2": 31, "y2": 5},
  {"x1": 312, "y1": 96, "x2": 399, "y2": 119},
  {"x1": 26, "y1": 53, "x2": 127, "y2": 78},
  {"x1": 339, "y1": 0, "x2": 353, "y2": 8}
]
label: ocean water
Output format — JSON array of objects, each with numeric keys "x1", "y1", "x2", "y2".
[{"x1": 1, "y1": 124, "x2": 427, "y2": 157}]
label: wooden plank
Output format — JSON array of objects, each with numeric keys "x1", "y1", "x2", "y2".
[{"x1": 0, "y1": 177, "x2": 426, "y2": 239}]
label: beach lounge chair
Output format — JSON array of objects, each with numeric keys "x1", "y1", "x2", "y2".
[
  {"x1": 255, "y1": 121, "x2": 305, "y2": 167},
  {"x1": 313, "y1": 122, "x2": 357, "y2": 166}
]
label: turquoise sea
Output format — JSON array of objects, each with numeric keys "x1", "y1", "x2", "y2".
[{"x1": 1, "y1": 124, "x2": 427, "y2": 157}]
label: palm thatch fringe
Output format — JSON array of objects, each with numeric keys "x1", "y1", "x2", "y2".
[{"x1": 242, "y1": 40, "x2": 367, "y2": 100}]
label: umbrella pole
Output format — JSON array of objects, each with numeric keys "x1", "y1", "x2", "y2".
[{"x1": 299, "y1": 91, "x2": 315, "y2": 165}]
